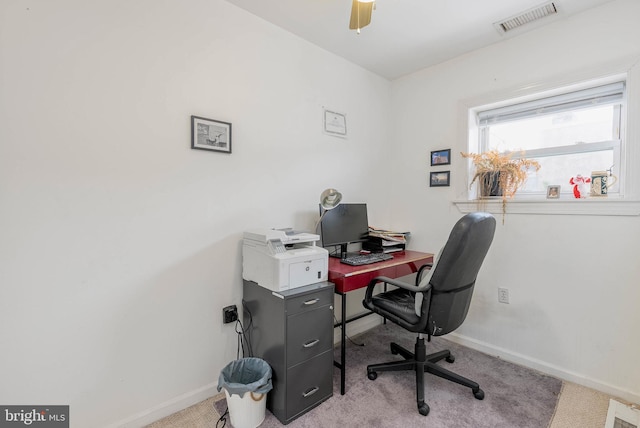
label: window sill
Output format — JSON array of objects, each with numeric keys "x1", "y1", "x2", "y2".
[{"x1": 453, "y1": 198, "x2": 640, "y2": 216}]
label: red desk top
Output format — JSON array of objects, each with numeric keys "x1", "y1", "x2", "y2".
[{"x1": 328, "y1": 250, "x2": 434, "y2": 294}]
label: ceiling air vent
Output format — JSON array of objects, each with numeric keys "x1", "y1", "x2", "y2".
[{"x1": 494, "y1": 1, "x2": 558, "y2": 33}]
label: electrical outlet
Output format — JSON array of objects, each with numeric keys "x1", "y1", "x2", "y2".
[
  {"x1": 223, "y1": 305, "x2": 238, "y2": 324},
  {"x1": 498, "y1": 287, "x2": 509, "y2": 304}
]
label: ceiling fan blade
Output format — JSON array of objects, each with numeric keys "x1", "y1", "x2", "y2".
[{"x1": 349, "y1": 0, "x2": 373, "y2": 30}]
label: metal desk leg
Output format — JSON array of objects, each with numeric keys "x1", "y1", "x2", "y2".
[
  {"x1": 334, "y1": 289, "x2": 377, "y2": 395},
  {"x1": 340, "y1": 292, "x2": 346, "y2": 395}
]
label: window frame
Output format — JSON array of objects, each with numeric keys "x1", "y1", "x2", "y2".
[
  {"x1": 476, "y1": 81, "x2": 625, "y2": 198},
  {"x1": 454, "y1": 62, "x2": 640, "y2": 217}
]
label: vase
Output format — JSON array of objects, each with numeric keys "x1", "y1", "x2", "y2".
[{"x1": 480, "y1": 172, "x2": 502, "y2": 197}]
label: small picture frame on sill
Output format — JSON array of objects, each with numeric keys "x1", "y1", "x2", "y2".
[
  {"x1": 191, "y1": 116, "x2": 232, "y2": 154},
  {"x1": 547, "y1": 185, "x2": 561, "y2": 199},
  {"x1": 430, "y1": 171, "x2": 450, "y2": 187},
  {"x1": 430, "y1": 149, "x2": 451, "y2": 166}
]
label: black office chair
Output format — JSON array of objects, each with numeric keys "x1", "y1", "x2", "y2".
[{"x1": 362, "y1": 212, "x2": 496, "y2": 416}]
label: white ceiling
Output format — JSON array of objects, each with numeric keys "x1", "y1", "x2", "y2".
[{"x1": 225, "y1": 0, "x2": 616, "y2": 80}]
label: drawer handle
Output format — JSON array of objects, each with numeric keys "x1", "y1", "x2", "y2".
[
  {"x1": 303, "y1": 298, "x2": 320, "y2": 305},
  {"x1": 303, "y1": 339, "x2": 320, "y2": 348},
  {"x1": 302, "y1": 387, "x2": 319, "y2": 398}
]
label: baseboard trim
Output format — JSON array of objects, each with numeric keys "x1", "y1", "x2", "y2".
[
  {"x1": 446, "y1": 332, "x2": 640, "y2": 405},
  {"x1": 111, "y1": 316, "x2": 383, "y2": 428},
  {"x1": 107, "y1": 382, "x2": 217, "y2": 428},
  {"x1": 111, "y1": 322, "x2": 639, "y2": 427},
  {"x1": 334, "y1": 314, "x2": 382, "y2": 344}
]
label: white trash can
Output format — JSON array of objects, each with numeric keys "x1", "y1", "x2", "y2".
[
  {"x1": 223, "y1": 389, "x2": 267, "y2": 428},
  {"x1": 217, "y1": 358, "x2": 273, "y2": 428}
]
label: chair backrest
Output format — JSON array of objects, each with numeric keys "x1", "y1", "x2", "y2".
[{"x1": 422, "y1": 212, "x2": 496, "y2": 337}]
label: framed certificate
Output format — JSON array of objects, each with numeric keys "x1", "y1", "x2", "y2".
[{"x1": 323, "y1": 109, "x2": 347, "y2": 137}]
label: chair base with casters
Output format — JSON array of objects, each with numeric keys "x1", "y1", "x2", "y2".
[{"x1": 366, "y1": 334, "x2": 484, "y2": 416}]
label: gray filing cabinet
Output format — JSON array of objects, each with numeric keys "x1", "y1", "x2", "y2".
[{"x1": 243, "y1": 280, "x2": 334, "y2": 425}]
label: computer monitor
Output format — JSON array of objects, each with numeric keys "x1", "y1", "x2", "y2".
[{"x1": 319, "y1": 203, "x2": 369, "y2": 258}]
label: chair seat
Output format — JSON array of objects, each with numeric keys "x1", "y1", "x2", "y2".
[{"x1": 372, "y1": 289, "x2": 419, "y2": 325}]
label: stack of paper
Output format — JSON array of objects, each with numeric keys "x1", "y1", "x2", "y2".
[
  {"x1": 368, "y1": 227, "x2": 410, "y2": 243},
  {"x1": 365, "y1": 227, "x2": 410, "y2": 253}
]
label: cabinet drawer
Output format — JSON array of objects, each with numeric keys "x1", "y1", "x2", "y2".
[
  {"x1": 286, "y1": 306, "x2": 332, "y2": 367},
  {"x1": 285, "y1": 350, "x2": 333, "y2": 420},
  {"x1": 286, "y1": 287, "x2": 333, "y2": 316}
]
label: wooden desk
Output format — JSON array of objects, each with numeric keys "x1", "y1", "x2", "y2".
[{"x1": 329, "y1": 250, "x2": 434, "y2": 395}]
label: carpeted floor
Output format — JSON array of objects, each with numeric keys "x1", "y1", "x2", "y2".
[
  {"x1": 147, "y1": 383, "x2": 615, "y2": 428},
  {"x1": 549, "y1": 382, "x2": 613, "y2": 428},
  {"x1": 147, "y1": 324, "x2": 624, "y2": 428}
]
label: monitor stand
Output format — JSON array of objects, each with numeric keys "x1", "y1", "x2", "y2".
[{"x1": 328, "y1": 244, "x2": 360, "y2": 260}]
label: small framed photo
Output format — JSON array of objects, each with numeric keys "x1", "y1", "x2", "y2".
[
  {"x1": 431, "y1": 149, "x2": 451, "y2": 166},
  {"x1": 546, "y1": 185, "x2": 561, "y2": 199},
  {"x1": 323, "y1": 109, "x2": 347, "y2": 137},
  {"x1": 191, "y1": 116, "x2": 232, "y2": 154},
  {"x1": 430, "y1": 171, "x2": 450, "y2": 187}
]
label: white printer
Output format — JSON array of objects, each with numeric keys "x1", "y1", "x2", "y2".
[{"x1": 242, "y1": 229, "x2": 329, "y2": 292}]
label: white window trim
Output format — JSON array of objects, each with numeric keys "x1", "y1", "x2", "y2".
[
  {"x1": 454, "y1": 58, "x2": 640, "y2": 217},
  {"x1": 476, "y1": 81, "x2": 625, "y2": 125},
  {"x1": 454, "y1": 198, "x2": 640, "y2": 216}
]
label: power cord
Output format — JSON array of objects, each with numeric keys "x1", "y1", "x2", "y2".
[
  {"x1": 215, "y1": 406, "x2": 229, "y2": 428},
  {"x1": 216, "y1": 301, "x2": 255, "y2": 427},
  {"x1": 234, "y1": 318, "x2": 253, "y2": 358},
  {"x1": 334, "y1": 314, "x2": 365, "y2": 347},
  {"x1": 236, "y1": 300, "x2": 254, "y2": 358}
]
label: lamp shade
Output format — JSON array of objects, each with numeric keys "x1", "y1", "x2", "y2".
[{"x1": 320, "y1": 188, "x2": 342, "y2": 211}]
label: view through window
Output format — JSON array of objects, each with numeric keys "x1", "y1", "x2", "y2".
[{"x1": 473, "y1": 79, "x2": 626, "y2": 197}]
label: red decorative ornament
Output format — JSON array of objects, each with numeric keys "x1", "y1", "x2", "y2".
[{"x1": 569, "y1": 174, "x2": 591, "y2": 199}]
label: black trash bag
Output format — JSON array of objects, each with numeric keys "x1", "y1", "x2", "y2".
[{"x1": 217, "y1": 357, "x2": 273, "y2": 398}]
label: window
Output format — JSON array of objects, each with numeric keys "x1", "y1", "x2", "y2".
[{"x1": 472, "y1": 79, "x2": 626, "y2": 197}]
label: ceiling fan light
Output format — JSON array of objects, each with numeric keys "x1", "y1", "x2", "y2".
[{"x1": 349, "y1": 0, "x2": 373, "y2": 32}]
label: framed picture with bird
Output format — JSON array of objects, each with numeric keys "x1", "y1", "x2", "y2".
[{"x1": 191, "y1": 116, "x2": 232, "y2": 154}]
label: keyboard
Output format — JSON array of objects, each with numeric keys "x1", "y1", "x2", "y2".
[{"x1": 340, "y1": 252, "x2": 394, "y2": 266}]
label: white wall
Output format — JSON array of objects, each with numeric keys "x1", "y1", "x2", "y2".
[
  {"x1": 390, "y1": 0, "x2": 640, "y2": 404},
  {"x1": 0, "y1": 0, "x2": 392, "y2": 426},
  {"x1": 3, "y1": 0, "x2": 639, "y2": 426}
]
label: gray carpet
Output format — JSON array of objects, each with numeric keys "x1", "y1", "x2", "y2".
[{"x1": 216, "y1": 323, "x2": 562, "y2": 427}]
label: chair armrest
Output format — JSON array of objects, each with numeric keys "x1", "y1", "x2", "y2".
[
  {"x1": 363, "y1": 275, "x2": 432, "y2": 304},
  {"x1": 415, "y1": 263, "x2": 433, "y2": 287}
]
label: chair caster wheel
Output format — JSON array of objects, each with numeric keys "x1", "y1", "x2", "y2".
[
  {"x1": 473, "y1": 388, "x2": 485, "y2": 400},
  {"x1": 367, "y1": 371, "x2": 377, "y2": 380},
  {"x1": 446, "y1": 355, "x2": 455, "y2": 363},
  {"x1": 418, "y1": 402, "x2": 430, "y2": 416}
]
